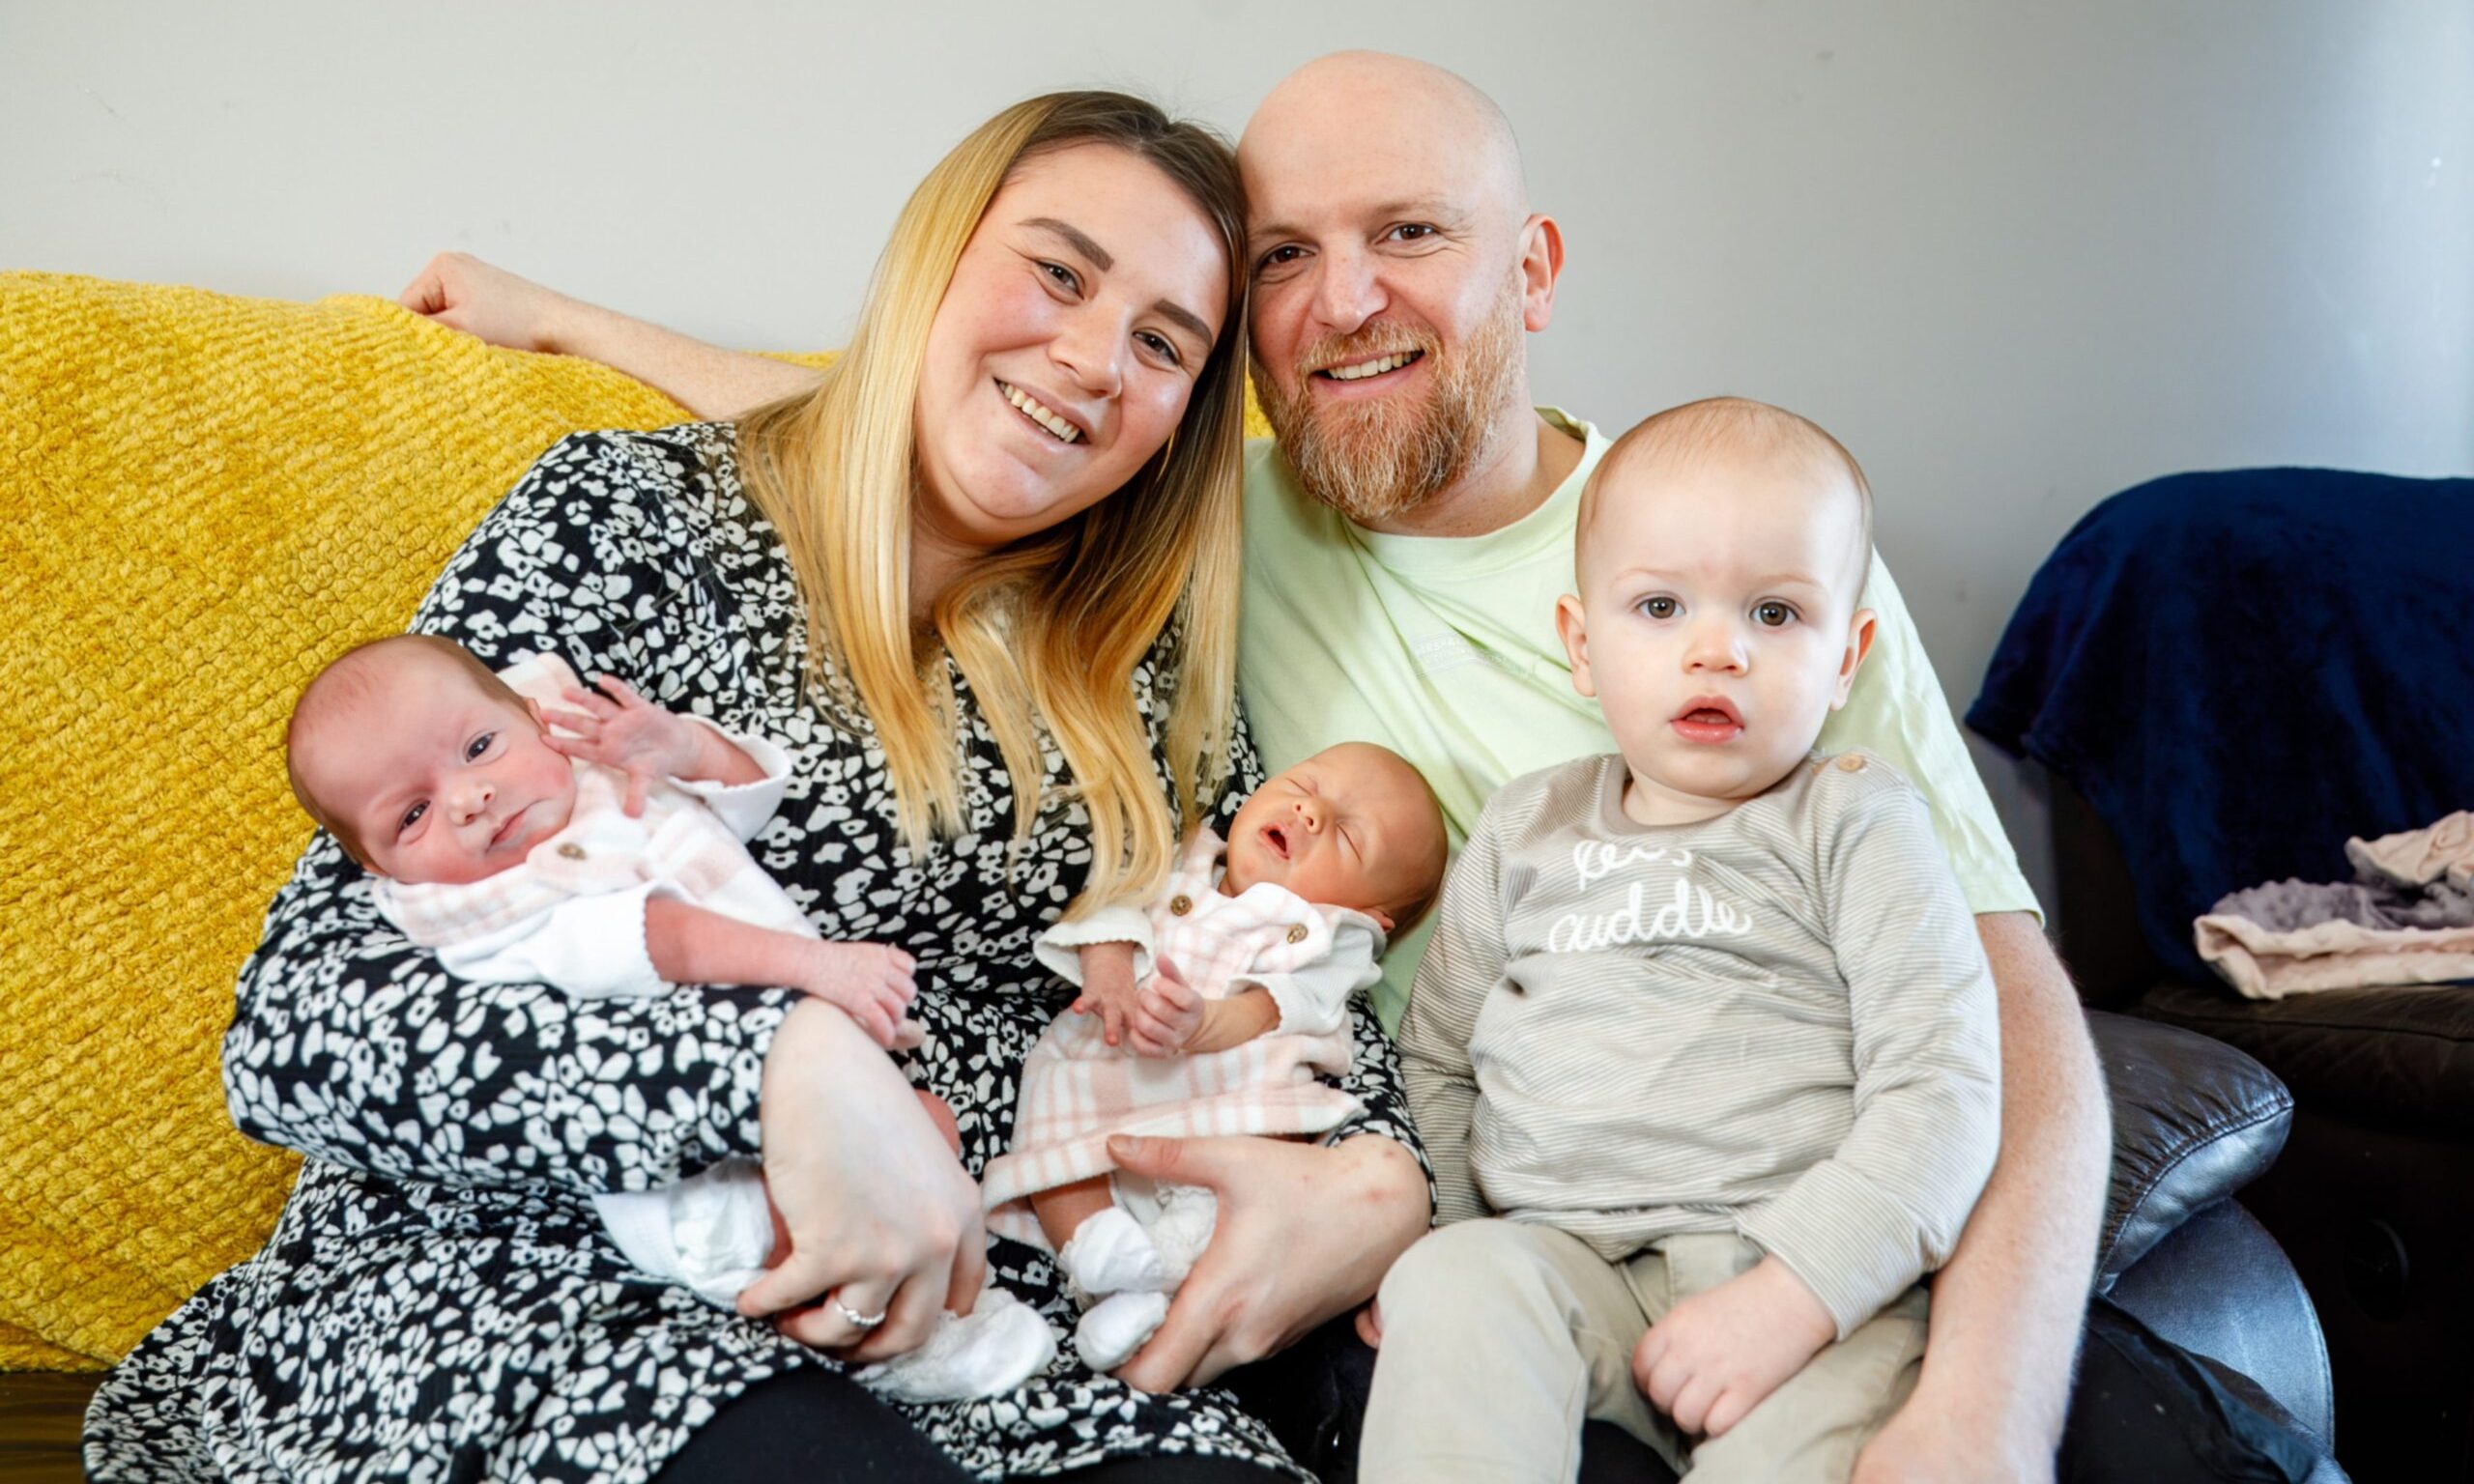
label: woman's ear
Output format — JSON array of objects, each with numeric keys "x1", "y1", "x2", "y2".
[
  {"x1": 1555, "y1": 594, "x2": 1597, "y2": 699},
  {"x1": 1829, "y1": 608, "x2": 1879, "y2": 710}
]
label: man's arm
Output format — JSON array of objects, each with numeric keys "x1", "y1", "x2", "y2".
[
  {"x1": 399, "y1": 252, "x2": 823, "y2": 418},
  {"x1": 1854, "y1": 911, "x2": 2109, "y2": 1484}
]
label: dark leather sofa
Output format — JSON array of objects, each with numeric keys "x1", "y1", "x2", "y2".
[
  {"x1": 2058, "y1": 778, "x2": 2469, "y2": 1484},
  {"x1": 1963, "y1": 467, "x2": 2474, "y2": 1483}
]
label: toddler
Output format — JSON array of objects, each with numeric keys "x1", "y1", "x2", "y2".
[
  {"x1": 1362, "y1": 398, "x2": 2001, "y2": 1483},
  {"x1": 980, "y1": 742, "x2": 1450, "y2": 1371},
  {"x1": 285, "y1": 634, "x2": 1053, "y2": 1401}
]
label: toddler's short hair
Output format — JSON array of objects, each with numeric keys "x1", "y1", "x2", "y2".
[{"x1": 1578, "y1": 396, "x2": 1874, "y2": 596}]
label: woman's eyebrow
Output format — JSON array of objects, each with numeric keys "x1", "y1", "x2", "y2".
[
  {"x1": 1024, "y1": 217, "x2": 1111, "y2": 271},
  {"x1": 1024, "y1": 216, "x2": 1215, "y2": 346}
]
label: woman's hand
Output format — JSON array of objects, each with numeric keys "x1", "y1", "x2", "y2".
[
  {"x1": 397, "y1": 251, "x2": 579, "y2": 354},
  {"x1": 1107, "y1": 1130, "x2": 1429, "y2": 1391},
  {"x1": 737, "y1": 999, "x2": 986, "y2": 1364}
]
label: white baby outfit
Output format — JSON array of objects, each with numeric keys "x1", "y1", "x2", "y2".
[
  {"x1": 373, "y1": 652, "x2": 1054, "y2": 1400},
  {"x1": 980, "y1": 826, "x2": 1383, "y2": 1367}
]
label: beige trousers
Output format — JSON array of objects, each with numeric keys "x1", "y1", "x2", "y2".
[{"x1": 1360, "y1": 1219, "x2": 1929, "y2": 1484}]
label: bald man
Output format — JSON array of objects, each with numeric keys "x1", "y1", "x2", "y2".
[{"x1": 394, "y1": 56, "x2": 2104, "y2": 1484}]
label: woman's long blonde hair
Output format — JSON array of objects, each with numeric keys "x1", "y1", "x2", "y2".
[{"x1": 737, "y1": 92, "x2": 1248, "y2": 911}]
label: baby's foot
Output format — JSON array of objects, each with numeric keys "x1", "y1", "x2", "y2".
[
  {"x1": 855, "y1": 1286, "x2": 1058, "y2": 1403},
  {"x1": 1147, "y1": 1184, "x2": 1218, "y2": 1285},
  {"x1": 1075, "y1": 1290, "x2": 1171, "y2": 1372},
  {"x1": 1058, "y1": 1206, "x2": 1175, "y2": 1300}
]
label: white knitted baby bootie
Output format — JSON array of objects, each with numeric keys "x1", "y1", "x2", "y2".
[
  {"x1": 1058, "y1": 1206, "x2": 1173, "y2": 1300},
  {"x1": 1146, "y1": 1184, "x2": 1218, "y2": 1285},
  {"x1": 854, "y1": 1286, "x2": 1059, "y2": 1404},
  {"x1": 1075, "y1": 1290, "x2": 1172, "y2": 1372}
]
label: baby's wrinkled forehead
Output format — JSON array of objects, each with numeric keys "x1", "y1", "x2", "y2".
[{"x1": 1578, "y1": 397, "x2": 1874, "y2": 594}]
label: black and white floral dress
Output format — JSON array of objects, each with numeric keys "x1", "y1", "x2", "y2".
[{"x1": 84, "y1": 423, "x2": 1424, "y2": 1483}]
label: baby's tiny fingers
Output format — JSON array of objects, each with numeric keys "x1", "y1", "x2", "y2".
[{"x1": 594, "y1": 674, "x2": 647, "y2": 707}]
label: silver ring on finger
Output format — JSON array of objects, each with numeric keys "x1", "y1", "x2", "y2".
[{"x1": 831, "y1": 1292, "x2": 888, "y2": 1330}]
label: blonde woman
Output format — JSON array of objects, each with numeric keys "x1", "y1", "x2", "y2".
[{"x1": 89, "y1": 93, "x2": 1428, "y2": 1484}]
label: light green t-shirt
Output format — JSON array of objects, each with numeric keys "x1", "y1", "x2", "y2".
[{"x1": 1237, "y1": 408, "x2": 2040, "y2": 1030}]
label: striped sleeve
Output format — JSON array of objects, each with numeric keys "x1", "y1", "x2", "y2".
[
  {"x1": 1399, "y1": 793, "x2": 1516, "y2": 1228},
  {"x1": 1739, "y1": 761, "x2": 2003, "y2": 1337}
]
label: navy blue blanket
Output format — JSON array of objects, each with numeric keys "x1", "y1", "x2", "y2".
[{"x1": 1968, "y1": 468, "x2": 2474, "y2": 985}]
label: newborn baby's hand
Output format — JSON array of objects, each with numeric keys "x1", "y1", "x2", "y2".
[
  {"x1": 1070, "y1": 941, "x2": 1144, "y2": 1049},
  {"x1": 797, "y1": 941, "x2": 921, "y2": 1050},
  {"x1": 542, "y1": 675, "x2": 704, "y2": 815},
  {"x1": 1123, "y1": 956, "x2": 1205, "y2": 1058},
  {"x1": 1632, "y1": 1255, "x2": 1834, "y2": 1440}
]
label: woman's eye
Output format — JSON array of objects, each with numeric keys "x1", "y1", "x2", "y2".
[
  {"x1": 1753, "y1": 601, "x2": 1797, "y2": 628},
  {"x1": 1136, "y1": 330, "x2": 1182, "y2": 367},
  {"x1": 1041, "y1": 261, "x2": 1081, "y2": 294},
  {"x1": 466, "y1": 731, "x2": 496, "y2": 760},
  {"x1": 399, "y1": 801, "x2": 427, "y2": 835},
  {"x1": 1639, "y1": 595, "x2": 1679, "y2": 619}
]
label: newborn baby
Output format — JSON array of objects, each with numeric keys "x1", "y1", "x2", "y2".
[
  {"x1": 981, "y1": 742, "x2": 1450, "y2": 1371},
  {"x1": 284, "y1": 633, "x2": 1052, "y2": 1401}
]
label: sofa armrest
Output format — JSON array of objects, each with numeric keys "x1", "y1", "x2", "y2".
[{"x1": 2088, "y1": 1010, "x2": 2294, "y2": 1286}]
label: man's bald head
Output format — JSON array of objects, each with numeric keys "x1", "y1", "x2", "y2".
[
  {"x1": 1239, "y1": 54, "x2": 1553, "y2": 525},
  {"x1": 1241, "y1": 52, "x2": 1527, "y2": 225}
]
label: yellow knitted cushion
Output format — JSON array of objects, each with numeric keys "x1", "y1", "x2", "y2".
[
  {"x1": 0, "y1": 272, "x2": 721, "y2": 1368},
  {"x1": 0, "y1": 271, "x2": 1275, "y2": 1368}
]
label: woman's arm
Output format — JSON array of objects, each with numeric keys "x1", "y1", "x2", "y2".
[{"x1": 399, "y1": 253, "x2": 822, "y2": 418}]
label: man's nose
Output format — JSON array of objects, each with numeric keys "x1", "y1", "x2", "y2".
[{"x1": 1309, "y1": 246, "x2": 1384, "y2": 338}]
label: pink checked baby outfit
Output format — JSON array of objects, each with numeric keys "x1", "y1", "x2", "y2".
[{"x1": 981, "y1": 826, "x2": 1384, "y2": 1245}]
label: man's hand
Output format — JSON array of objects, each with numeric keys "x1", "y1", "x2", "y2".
[
  {"x1": 1633, "y1": 1256, "x2": 1834, "y2": 1439},
  {"x1": 1069, "y1": 941, "x2": 1144, "y2": 1048},
  {"x1": 542, "y1": 675, "x2": 754, "y2": 814},
  {"x1": 795, "y1": 940, "x2": 921, "y2": 1050},
  {"x1": 1123, "y1": 956, "x2": 1205, "y2": 1057},
  {"x1": 1852, "y1": 1387, "x2": 2049, "y2": 1484},
  {"x1": 1354, "y1": 1298, "x2": 1384, "y2": 1350},
  {"x1": 397, "y1": 251, "x2": 578, "y2": 354}
]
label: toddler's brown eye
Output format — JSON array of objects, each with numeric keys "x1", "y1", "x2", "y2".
[
  {"x1": 1640, "y1": 596, "x2": 1678, "y2": 619},
  {"x1": 1754, "y1": 602, "x2": 1795, "y2": 627}
]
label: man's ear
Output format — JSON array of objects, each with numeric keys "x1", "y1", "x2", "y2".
[
  {"x1": 1829, "y1": 608, "x2": 1879, "y2": 710},
  {"x1": 1518, "y1": 214, "x2": 1564, "y2": 333},
  {"x1": 1555, "y1": 593, "x2": 1596, "y2": 698}
]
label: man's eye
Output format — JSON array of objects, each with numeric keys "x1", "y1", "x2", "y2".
[
  {"x1": 399, "y1": 801, "x2": 427, "y2": 835},
  {"x1": 466, "y1": 731, "x2": 496, "y2": 760},
  {"x1": 1639, "y1": 596, "x2": 1680, "y2": 619},
  {"x1": 1253, "y1": 244, "x2": 1305, "y2": 274},
  {"x1": 1753, "y1": 601, "x2": 1797, "y2": 627},
  {"x1": 1390, "y1": 223, "x2": 1435, "y2": 243}
]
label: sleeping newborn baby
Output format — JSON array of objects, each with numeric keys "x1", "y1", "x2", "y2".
[
  {"x1": 284, "y1": 633, "x2": 1052, "y2": 1401},
  {"x1": 980, "y1": 741, "x2": 1451, "y2": 1371}
]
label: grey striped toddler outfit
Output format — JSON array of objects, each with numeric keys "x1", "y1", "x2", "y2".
[{"x1": 1368, "y1": 750, "x2": 1999, "y2": 1483}]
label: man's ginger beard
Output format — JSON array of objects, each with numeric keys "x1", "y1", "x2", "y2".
[{"x1": 1256, "y1": 273, "x2": 1526, "y2": 525}]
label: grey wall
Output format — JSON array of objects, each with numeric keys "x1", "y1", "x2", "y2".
[{"x1": 9, "y1": 0, "x2": 2471, "y2": 913}]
